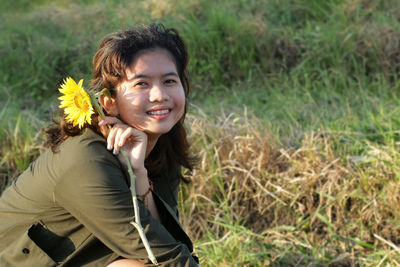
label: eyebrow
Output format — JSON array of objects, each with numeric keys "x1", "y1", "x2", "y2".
[{"x1": 127, "y1": 72, "x2": 179, "y2": 81}]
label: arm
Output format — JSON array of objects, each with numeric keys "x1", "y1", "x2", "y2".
[
  {"x1": 54, "y1": 142, "x2": 197, "y2": 266},
  {"x1": 99, "y1": 116, "x2": 160, "y2": 220}
]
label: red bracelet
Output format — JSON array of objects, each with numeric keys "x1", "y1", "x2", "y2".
[{"x1": 138, "y1": 180, "x2": 153, "y2": 204}]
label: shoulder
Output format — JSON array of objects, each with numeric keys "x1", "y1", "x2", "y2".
[
  {"x1": 58, "y1": 129, "x2": 115, "y2": 164},
  {"x1": 54, "y1": 129, "x2": 123, "y2": 182},
  {"x1": 53, "y1": 129, "x2": 129, "y2": 196},
  {"x1": 60, "y1": 128, "x2": 106, "y2": 157}
]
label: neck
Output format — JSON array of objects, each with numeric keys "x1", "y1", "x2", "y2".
[{"x1": 145, "y1": 134, "x2": 160, "y2": 158}]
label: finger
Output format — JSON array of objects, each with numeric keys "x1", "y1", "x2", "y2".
[
  {"x1": 100, "y1": 116, "x2": 122, "y2": 127},
  {"x1": 113, "y1": 126, "x2": 125, "y2": 154},
  {"x1": 98, "y1": 122, "x2": 110, "y2": 137},
  {"x1": 99, "y1": 118, "x2": 115, "y2": 139},
  {"x1": 119, "y1": 127, "x2": 135, "y2": 147},
  {"x1": 107, "y1": 126, "x2": 118, "y2": 151}
]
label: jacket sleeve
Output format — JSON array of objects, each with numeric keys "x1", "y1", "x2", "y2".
[{"x1": 53, "y1": 142, "x2": 198, "y2": 266}]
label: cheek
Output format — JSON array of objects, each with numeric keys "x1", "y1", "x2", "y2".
[
  {"x1": 115, "y1": 94, "x2": 145, "y2": 122},
  {"x1": 175, "y1": 89, "x2": 186, "y2": 117}
]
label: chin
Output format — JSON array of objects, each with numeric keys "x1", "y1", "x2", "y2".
[{"x1": 145, "y1": 127, "x2": 173, "y2": 136}]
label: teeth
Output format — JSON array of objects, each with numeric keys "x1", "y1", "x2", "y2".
[{"x1": 148, "y1": 109, "x2": 169, "y2": 115}]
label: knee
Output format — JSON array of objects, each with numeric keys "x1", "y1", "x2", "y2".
[{"x1": 106, "y1": 258, "x2": 146, "y2": 267}]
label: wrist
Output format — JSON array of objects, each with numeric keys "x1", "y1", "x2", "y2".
[
  {"x1": 134, "y1": 167, "x2": 147, "y2": 178},
  {"x1": 137, "y1": 180, "x2": 153, "y2": 206},
  {"x1": 135, "y1": 169, "x2": 152, "y2": 195}
]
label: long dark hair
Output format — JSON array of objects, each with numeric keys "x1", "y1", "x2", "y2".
[{"x1": 45, "y1": 23, "x2": 195, "y2": 183}]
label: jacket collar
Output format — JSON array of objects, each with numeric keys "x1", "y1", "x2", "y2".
[{"x1": 151, "y1": 190, "x2": 193, "y2": 252}]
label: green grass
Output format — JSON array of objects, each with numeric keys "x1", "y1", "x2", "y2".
[{"x1": 1, "y1": 0, "x2": 400, "y2": 266}]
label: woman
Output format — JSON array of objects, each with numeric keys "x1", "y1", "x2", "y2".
[{"x1": 0, "y1": 23, "x2": 199, "y2": 266}]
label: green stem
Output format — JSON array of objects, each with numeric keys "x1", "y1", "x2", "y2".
[
  {"x1": 124, "y1": 152, "x2": 158, "y2": 266},
  {"x1": 90, "y1": 89, "x2": 159, "y2": 266}
]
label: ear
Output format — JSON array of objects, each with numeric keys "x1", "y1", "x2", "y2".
[{"x1": 100, "y1": 93, "x2": 118, "y2": 116}]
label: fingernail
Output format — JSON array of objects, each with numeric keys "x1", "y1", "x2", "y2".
[
  {"x1": 119, "y1": 142, "x2": 123, "y2": 147},
  {"x1": 99, "y1": 120, "x2": 104, "y2": 126},
  {"x1": 113, "y1": 149, "x2": 118, "y2": 155},
  {"x1": 107, "y1": 144, "x2": 112, "y2": 150}
]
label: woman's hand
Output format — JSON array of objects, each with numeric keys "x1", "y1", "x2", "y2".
[{"x1": 99, "y1": 116, "x2": 148, "y2": 173}]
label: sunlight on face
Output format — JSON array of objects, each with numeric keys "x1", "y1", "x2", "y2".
[{"x1": 114, "y1": 49, "x2": 185, "y2": 140}]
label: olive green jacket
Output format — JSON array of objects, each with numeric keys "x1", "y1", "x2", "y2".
[{"x1": 0, "y1": 129, "x2": 198, "y2": 266}]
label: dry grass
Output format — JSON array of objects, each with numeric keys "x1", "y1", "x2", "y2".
[
  {"x1": 0, "y1": 113, "x2": 45, "y2": 190},
  {"x1": 181, "y1": 110, "x2": 400, "y2": 265}
]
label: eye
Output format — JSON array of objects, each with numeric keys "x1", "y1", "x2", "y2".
[
  {"x1": 164, "y1": 79, "x2": 177, "y2": 85},
  {"x1": 134, "y1": 81, "x2": 148, "y2": 88}
]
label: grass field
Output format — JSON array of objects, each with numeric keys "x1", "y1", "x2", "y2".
[{"x1": 1, "y1": 0, "x2": 400, "y2": 266}]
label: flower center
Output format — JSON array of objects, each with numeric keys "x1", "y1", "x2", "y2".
[{"x1": 74, "y1": 92, "x2": 89, "y2": 112}]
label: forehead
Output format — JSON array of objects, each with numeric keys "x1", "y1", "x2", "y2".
[{"x1": 126, "y1": 48, "x2": 177, "y2": 75}]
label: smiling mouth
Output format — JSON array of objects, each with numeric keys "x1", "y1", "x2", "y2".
[{"x1": 147, "y1": 109, "x2": 170, "y2": 116}]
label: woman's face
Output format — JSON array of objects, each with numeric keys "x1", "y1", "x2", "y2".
[{"x1": 114, "y1": 48, "x2": 185, "y2": 139}]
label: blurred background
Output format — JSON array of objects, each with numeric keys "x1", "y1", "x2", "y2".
[{"x1": 1, "y1": 0, "x2": 400, "y2": 265}]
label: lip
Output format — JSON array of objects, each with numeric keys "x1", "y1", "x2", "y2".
[
  {"x1": 146, "y1": 108, "x2": 171, "y2": 119},
  {"x1": 147, "y1": 106, "x2": 170, "y2": 112}
]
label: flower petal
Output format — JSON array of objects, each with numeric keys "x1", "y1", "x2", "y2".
[{"x1": 58, "y1": 77, "x2": 94, "y2": 129}]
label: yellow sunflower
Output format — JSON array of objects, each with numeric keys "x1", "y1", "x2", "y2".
[{"x1": 58, "y1": 77, "x2": 94, "y2": 129}]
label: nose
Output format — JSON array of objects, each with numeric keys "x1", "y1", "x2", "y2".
[{"x1": 149, "y1": 83, "x2": 169, "y2": 102}]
